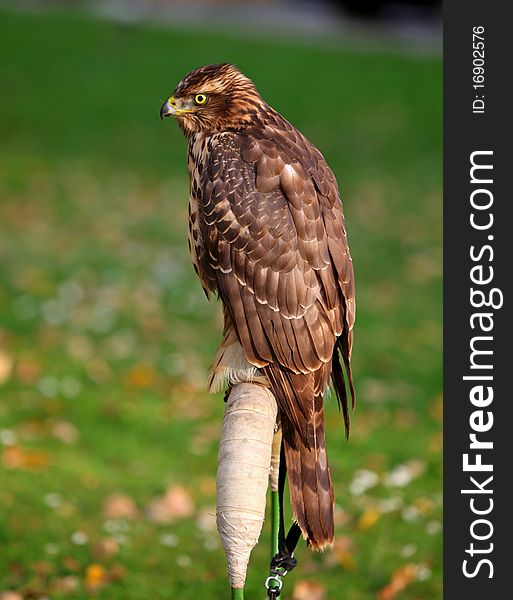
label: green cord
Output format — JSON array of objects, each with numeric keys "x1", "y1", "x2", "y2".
[{"x1": 231, "y1": 587, "x2": 244, "y2": 600}]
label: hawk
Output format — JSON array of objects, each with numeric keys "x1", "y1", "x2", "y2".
[{"x1": 161, "y1": 64, "x2": 355, "y2": 551}]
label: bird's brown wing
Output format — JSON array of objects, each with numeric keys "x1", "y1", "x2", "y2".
[{"x1": 199, "y1": 124, "x2": 355, "y2": 441}]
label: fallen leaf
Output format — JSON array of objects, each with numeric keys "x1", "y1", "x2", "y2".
[
  {"x1": 15, "y1": 358, "x2": 40, "y2": 384},
  {"x1": 394, "y1": 409, "x2": 417, "y2": 428},
  {"x1": 17, "y1": 420, "x2": 49, "y2": 440},
  {"x1": 85, "y1": 564, "x2": 108, "y2": 592},
  {"x1": 147, "y1": 485, "x2": 195, "y2": 523},
  {"x1": 198, "y1": 476, "x2": 216, "y2": 496},
  {"x1": 429, "y1": 395, "x2": 443, "y2": 422},
  {"x1": 357, "y1": 507, "x2": 380, "y2": 530},
  {"x1": 333, "y1": 504, "x2": 351, "y2": 527},
  {"x1": 109, "y1": 563, "x2": 126, "y2": 581},
  {"x1": 32, "y1": 561, "x2": 53, "y2": 576},
  {"x1": 332, "y1": 537, "x2": 356, "y2": 571},
  {"x1": 103, "y1": 493, "x2": 139, "y2": 520},
  {"x1": 56, "y1": 501, "x2": 76, "y2": 518},
  {"x1": 92, "y1": 538, "x2": 119, "y2": 560},
  {"x1": 0, "y1": 592, "x2": 23, "y2": 600},
  {"x1": 66, "y1": 335, "x2": 94, "y2": 361},
  {"x1": 124, "y1": 364, "x2": 155, "y2": 389},
  {"x1": 51, "y1": 575, "x2": 79, "y2": 594},
  {"x1": 414, "y1": 496, "x2": 435, "y2": 516},
  {"x1": 292, "y1": 580, "x2": 326, "y2": 600},
  {"x1": 52, "y1": 421, "x2": 80, "y2": 444},
  {"x1": 2, "y1": 446, "x2": 51, "y2": 470},
  {"x1": 429, "y1": 431, "x2": 443, "y2": 452},
  {"x1": 86, "y1": 358, "x2": 111, "y2": 384},
  {"x1": 62, "y1": 556, "x2": 81, "y2": 572},
  {"x1": 378, "y1": 564, "x2": 418, "y2": 600},
  {"x1": 0, "y1": 351, "x2": 14, "y2": 385}
]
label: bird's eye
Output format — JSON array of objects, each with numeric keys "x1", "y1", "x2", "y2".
[{"x1": 194, "y1": 94, "x2": 207, "y2": 105}]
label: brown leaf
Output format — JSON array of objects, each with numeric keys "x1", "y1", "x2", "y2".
[
  {"x1": 2, "y1": 446, "x2": 51, "y2": 470},
  {"x1": 86, "y1": 358, "x2": 111, "y2": 384},
  {"x1": 0, "y1": 351, "x2": 14, "y2": 385},
  {"x1": 0, "y1": 593, "x2": 23, "y2": 600},
  {"x1": 102, "y1": 493, "x2": 139, "y2": 520},
  {"x1": 124, "y1": 364, "x2": 155, "y2": 389},
  {"x1": 429, "y1": 395, "x2": 443, "y2": 423},
  {"x1": 292, "y1": 580, "x2": 326, "y2": 600},
  {"x1": 378, "y1": 564, "x2": 418, "y2": 600},
  {"x1": 429, "y1": 431, "x2": 443, "y2": 452},
  {"x1": 414, "y1": 496, "x2": 435, "y2": 516},
  {"x1": 17, "y1": 420, "x2": 49, "y2": 440},
  {"x1": 32, "y1": 561, "x2": 53, "y2": 576},
  {"x1": 50, "y1": 575, "x2": 80, "y2": 594},
  {"x1": 394, "y1": 409, "x2": 417, "y2": 428},
  {"x1": 92, "y1": 538, "x2": 119, "y2": 560},
  {"x1": 56, "y1": 501, "x2": 76, "y2": 518},
  {"x1": 15, "y1": 358, "x2": 41, "y2": 384},
  {"x1": 333, "y1": 505, "x2": 351, "y2": 527},
  {"x1": 109, "y1": 563, "x2": 126, "y2": 581},
  {"x1": 329, "y1": 536, "x2": 356, "y2": 571},
  {"x1": 52, "y1": 421, "x2": 80, "y2": 444},
  {"x1": 62, "y1": 557, "x2": 81, "y2": 572},
  {"x1": 147, "y1": 485, "x2": 195, "y2": 523},
  {"x1": 198, "y1": 476, "x2": 216, "y2": 496}
]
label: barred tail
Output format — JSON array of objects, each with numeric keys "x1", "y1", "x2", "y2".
[{"x1": 281, "y1": 399, "x2": 334, "y2": 551}]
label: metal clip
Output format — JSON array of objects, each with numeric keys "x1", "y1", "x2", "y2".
[{"x1": 265, "y1": 575, "x2": 283, "y2": 598}]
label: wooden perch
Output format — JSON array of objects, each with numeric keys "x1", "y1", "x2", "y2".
[{"x1": 216, "y1": 382, "x2": 278, "y2": 591}]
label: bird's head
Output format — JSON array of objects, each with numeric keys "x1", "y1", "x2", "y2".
[{"x1": 160, "y1": 63, "x2": 264, "y2": 136}]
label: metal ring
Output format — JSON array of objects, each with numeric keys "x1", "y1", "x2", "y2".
[{"x1": 265, "y1": 576, "x2": 283, "y2": 591}]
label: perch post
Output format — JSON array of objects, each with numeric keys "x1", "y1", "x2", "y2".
[
  {"x1": 216, "y1": 382, "x2": 278, "y2": 598},
  {"x1": 231, "y1": 588, "x2": 244, "y2": 600}
]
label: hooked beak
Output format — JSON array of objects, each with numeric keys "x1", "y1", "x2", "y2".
[
  {"x1": 160, "y1": 95, "x2": 193, "y2": 120},
  {"x1": 160, "y1": 96, "x2": 176, "y2": 120}
]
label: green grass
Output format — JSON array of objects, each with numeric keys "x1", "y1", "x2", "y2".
[{"x1": 0, "y1": 7, "x2": 442, "y2": 599}]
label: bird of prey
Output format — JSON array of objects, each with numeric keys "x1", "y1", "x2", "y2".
[{"x1": 161, "y1": 63, "x2": 355, "y2": 551}]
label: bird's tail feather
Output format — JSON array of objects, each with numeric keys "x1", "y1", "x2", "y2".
[
  {"x1": 282, "y1": 402, "x2": 334, "y2": 551},
  {"x1": 331, "y1": 340, "x2": 353, "y2": 440}
]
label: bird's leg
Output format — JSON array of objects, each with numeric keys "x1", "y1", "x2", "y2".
[
  {"x1": 223, "y1": 384, "x2": 233, "y2": 403},
  {"x1": 231, "y1": 587, "x2": 244, "y2": 600}
]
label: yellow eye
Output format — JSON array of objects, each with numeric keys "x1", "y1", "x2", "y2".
[{"x1": 194, "y1": 94, "x2": 207, "y2": 105}]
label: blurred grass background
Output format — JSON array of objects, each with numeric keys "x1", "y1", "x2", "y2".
[{"x1": 0, "y1": 5, "x2": 441, "y2": 599}]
